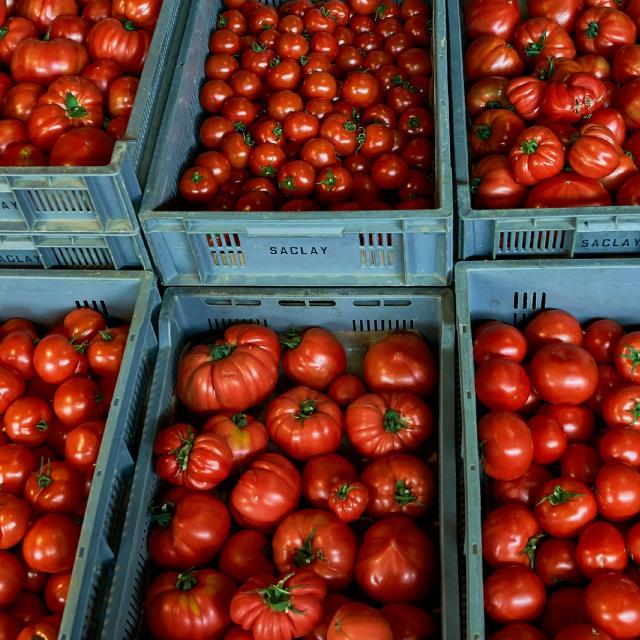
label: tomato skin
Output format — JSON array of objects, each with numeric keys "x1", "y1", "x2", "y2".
[
  {"x1": 513, "y1": 17, "x2": 577, "y2": 66},
  {"x1": 585, "y1": 573, "x2": 640, "y2": 639},
  {"x1": 230, "y1": 453, "x2": 301, "y2": 532},
  {"x1": 86, "y1": 17, "x2": 151, "y2": 75},
  {"x1": 148, "y1": 492, "x2": 231, "y2": 571},
  {"x1": 355, "y1": 516, "x2": 436, "y2": 603},
  {"x1": 602, "y1": 385, "x2": 640, "y2": 430},
  {"x1": 146, "y1": 569, "x2": 235, "y2": 640},
  {"x1": 471, "y1": 154, "x2": 528, "y2": 209},
  {"x1": 24, "y1": 460, "x2": 82, "y2": 515},
  {"x1": 327, "y1": 374, "x2": 367, "y2": 408},
  {"x1": 0, "y1": 443, "x2": 37, "y2": 495},
  {"x1": 470, "y1": 109, "x2": 526, "y2": 159},
  {"x1": 478, "y1": 411, "x2": 533, "y2": 481},
  {"x1": 112, "y1": 0, "x2": 162, "y2": 30},
  {"x1": 575, "y1": 521, "x2": 627, "y2": 579},
  {"x1": 0, "y1": 17, "x2": 37, "y2": 66},
  {"x1": 529, "y1": 414, "x2": 568, "y2": 464},
  {"x1": 528, "y1": 0, "x2": 583, "y2": 32},
  {"x1": 4, "y1": 396, "x2": 52, "y2": 447},
  {"x1": 473, "y1": 323, "x2": 527, "y2": 365},
  {"x1": 0, "y1": 550, "x2": 23, "y2": 607},
  {"x1": 22, "y1": 514, "x2": 80, "y2": 573},
  {"x1": 616, "y1": 78, "x2": 640, "y2": 132},
  {"x1": 44, "y1": 571, "x2": 70, "y2": 613},
  {"x1": 231, "y1": 570, "x2": 325, "y2": 640},
  {"x1": 535, "y1": 477, "x2": 597, "y2": 537},
  {"x1": 219, "y1": 530, "x2": 275, "y2": 584},
  {"x1": 535, "y1": 537, "x2": 584, "y2": 586},
  {"x1": 484, "y1": 565, "x2": 547, "y2": 624},
  {"x1": 302, "y1": 454, "x2": 357, "y2": 509},
  {"x1": 582, "y1": 318, "x2": 624, "y2": 363},
  {"x1": 595, "y1": 461, "x2": 640, "y2": 520},
  {"x1": 11, "y1": 38, "x2": 89, "y2": 86},
  {"x1": 49, "y1": 127, "x2": 115, "y2": 166},
  {"x1": 475, "y1": 357, "x2": 531, "y2": 411},
  {"x1": 467, "y1": 76, "x2": 511, "y2": 118},
  {"x1": 0, "y1": 493, "x2": 30, "y2": 548},
  {"x1": 327, "y1": 603, "x2": 392, "y2": 640},
  {"x1": 464, "y1": 35, "x2": 525, "y2": 83},
  {"x1": 64, "y1": 420, "x2": 103, "y2": 473},
  {"x1": 575, "y1": 7, "x2": 637, "y2": 57},
  {"x1": 540, "y1": 587, "x2": 589, "y2": 636},
  {"x1": 16, "y1": 0, "x2": 78, "y2": 35},
  {"x1": 569, "y1": 122, "x2": 622, "y2": 179}
]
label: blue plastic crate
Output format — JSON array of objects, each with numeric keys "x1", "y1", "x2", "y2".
[
  {"x1": 456, "y1": 258, "x2": 640, "y2": 640},
  {"x1": 0, "y1": 0, "x2": 190, "y2": 235},
  {"x1": 102, "y1": 287, "x2": 459, "y2": 639},
  {"x1": 0, "y1": 271, "x2": 160, "y2": 640},
  {"x1": 448, "y1": 0, "x2": 640, "y2": 260},
  {"x1": 0, "y1": 231, "x2": 151, "y2": 269},
  {"x1": 139, "y1": 0, "x2": 453, "y2": 287}
]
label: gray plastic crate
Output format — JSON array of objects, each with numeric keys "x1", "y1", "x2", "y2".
[
  {"x1": 456, "y1": 258, "x2": 640, "y2": 639},
  {"x1": 0, "y1": 270, "x2": 160, "y2": 640},
  {"x1": 101, "y1": 287, "x2": 459, "y2": 639},
  {"x1": 139, "y1": 0, "x2": 453, "y2": 287},
  {"x1": 0, "y1": 231, "x2": 151, "y2": 269},
  {"x1": 448, "y1": 0, "x2": 640, "y2": 260},
  {"x1": 0, "y1": 0, "x2": 190, "y2": 235}
]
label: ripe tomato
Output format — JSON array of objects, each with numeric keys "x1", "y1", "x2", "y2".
[
  {"x1": 585, "y1": 573, "x2": 640, "y2": 639},
  {"x1": 595, "y1": 460, "x2": 640, "y2": 520},
  {"x1": 87, "y1": 327, "x2": 127, "y2": 378},
  {"x1": 509, "y1": 125, "x2": 564, "y2": 185},
  {"x1": 355, "y1": 516, "x2": 436, "y2": 603},
  {"x1": 112, "y1": 0, "x2": 162, "y2": 30},
  {"x1": 542, "y1": 72, "x2": 607, "y2": 122},
  {"x1": 2, "y1": 82, "x2": 43, "y2": 122},
  {"x1": 345, "y1": 392, "x2": 432, "y2": 458},
  {"x1": 475, "y1": 357, "x2": 531, "y2": 411},
  {"x1": 327, "y1": 481, "x2": 368, "y2": 523},
  {"x1": 230, "y1": 570, "x2": 325, "y2": 640},
  {"x1": 22, "y1": 514, "x2": 80, "y2": 573},
  {"x1": 561, "y1": 443, "x2": 602, "y2": 485},
  {"x1": 576, "y1": 521, "x2": 627, "y2": 579},
  {"x1": 176, "y1": 325, "x2": 280, "y2": 414},
  {"x1": 614, "y1": 331, "x2": 640, "y2": 383},
  {"x1": 11, "y1": 38, "x2": 88, "y2": 86},
  {"x1": 179, "y1": 167, "x2": 218, "y2": 204},
  {"x1": 464, "y1": 35, "x2": 524, "y2": 83},
  {"x1": 464, "y1": 0, "x2": 521, "y2": 40},
  {"x1": 0, "y1": 119, "x2": 27, "y2": 155},
  {"x1": 473, "y1": 323, "x2": 527, "y2": 366},
  {"x1": 327, "y1": 603, "x2": 392, "y2": 640},
  {"x1": 16, "y1": 0, "x2": 78, "y2": 35},
  {"x1": 470, "y1": 109, "x2": 526, "y2": 158},
  {"x1": 467, "y1": 76, "x2": 511, "y2": 118},
  {"x1": 62, "y1": 307, "x2": 104, "y2": 342},
  {"x1": 484, "y1": 565, "x2": 547, "y2": 624},
  {"x1": 471, "y1": 154, "x2": 528, "y2": 208},
  {"x1": 154, "y1": 423, "x2": 232, "y2": 491},
  {"x1": 86, "y1": 17, "x2": 151, "y2": 75},
  {"x1": 535, "y1": 477, "x2": 597, "y2": 537},
  {"x1": 537, "y1": 403, "x2": 595, "y2": 442},
  {"x1": 528, "y1": 0, "x2": 583, "y2": 32},
  {"x1": 44, "y1": 571, "x2": 70, "y2": 614},
  {"x1": 49, "y1": 127, "x2": 115, "y2": 166},
  {"x1": 583, "y1": 318, "x2": 624, "y2": 363},
  {"x1": 4, "y1": 396, "x2": 52, "y2": 447},
  {"x1": 0, "y1": 493, "x2": 30, "y2": 548},
  {"x1": 513, "y1": 17, "x2": 576, "y2": 66},
  {"x1": 145, "y1": 569, "x2": 235, "y2": 640},
  {"x1": 230, "y1": 452, "x2": 301, "y2": 532},
  {"x1": 569, "y1": 122, "x2": 622, "y2": 179},
  {"x1": 24, "y1": 459, "x2": 82, "y2": 515},
  {"x1": 0, "y1": 17, "x2": 37, "y2": 66},
  {"x1": 107, "y1": 76, "x2": 137, "y2": 118},
  {"x1": 0, "y1": 443, "x2": 36, "y2": 494},
  {"x1": 327, "y1": 374, "x2": 367, "y2": 408},
  {"x1": 302, "y1": 454, "x2": 357, "y2": 509},
  {"x1": 575, "y1": 7, "x2": 637, "y2": 57},
  {"x1": 53, "y1": 376, "x2": 102, "y2": 428},
  {"x1": 529, "y1": 414, "x2": 568, "y2": 464},
  {"x1": 0, "y1": 364, "x2": 24, "y2": 416},
  {"x1": 148, "y1": 491, "x2": 231, "y2": 570},
  {"x1": 0, "y1": 550, "x2": 23, "y2": 607},
  {"x1": 535, "y1": 537, "x2": 583, "y2": 586},
  {"x1": 603, "y1": 385, "x2": 640, "y2": 429},
  {"x1": 540, "y1": 587, "x2": 589, "y2": 636},
  {"x1": 63, "y1": 420, "x2": 104, "y2": 473},
  {"x1": 219, "y1": 530, "x2": 275, "y2": 584},
  {"x1": 0, "y1": 613, "x2": 20, "y2": 639}
]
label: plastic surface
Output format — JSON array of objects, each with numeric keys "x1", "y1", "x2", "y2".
[
  {"x1": 448, "y1": 0, "x2": 640, "y2": 260},
  {"x1": 139, "y1": 0, "x2": 453, "y2": 286},
  {"x1": 0, "y1": 271, "x2": 160, "y2": 640},
  {"x1": 0, "y1": 231, "x2": 151, "y2": 269},
  {"x1": 0, "y1": 0, "x2": 190, "y2": 234},
  {"x1": 455, "y1": 258, "x2": 640, "y2": 640},
  {"x1": 102, "y1": 287, "x2": 459, "y2": 639}
]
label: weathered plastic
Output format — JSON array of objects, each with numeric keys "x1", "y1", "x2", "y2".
[
  {"x1": 0, "y1": 0, "x2": 190, "y2": 234},
  {"x1": 448, "y1": 0, "x2": 640, "y2": 260},
  {"x1": 139, "y1": 0, "x2": 453, "y2": 286},
  {"x1": 455, "y1": 258, "x2": 640, "y2": 639},
  {"x1": 0, "y1": 271, "x2": 160, "y2": 640},
  {"x1": 102, "y1": 287, "x2": 459, "y2": 638}
]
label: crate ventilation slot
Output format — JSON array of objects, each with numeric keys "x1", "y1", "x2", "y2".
[
  {"x1": 74, "y1": 299, "x2": 109, "y2": 317},
  {"x1": 207, "y1": 233, "x2": 246, "y2": 269},
  {"x1": 497, "y1": 230, "x2": 569, "y2": 256},
  {"x1": 513, "y1": 290, "x2": 547, "y2": 324},
  {"x1": 207, "y1": 318, "x2": 268, "y2": 332},
  {"x1": 24, "y1": 188, "x2": 95, "y2": 214},
  {"x1": 52, "y1": 246, "x2": 113, "y2": 268},
  {"x1": 352, "y1": 318, "x2": 414, "y2": 332},
  {"x1": 360, "y1": 232, "x2": 394, "y2": 269}
]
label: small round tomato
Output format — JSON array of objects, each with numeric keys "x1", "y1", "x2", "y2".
[
  {"x1": 44, "y1": 571, "x2": 70, "y2": 614},
  {"x1": 278, "y1": 159, "x2": 316, "y2": 198},
  {"x1": 0, "y1": 493, "x2": 30, "y2": 549},
  {"x1": 595, "y1": 461, "x2": 640, "y2": 520},
  {"x1": 371, "y1": 153, "x2": 408, "y2": 189},
  {"x1": 585, "y1": 573, "x2": 640, "y2": 639},
  {"x1": 493, "y1": 463, "x2": 552, "y2": 508},
  {"x1": 614, "y1": 331, "x2": 640, "y2": 383},
  {"x1": 535, "y1": 537, "x2": 583, "y2": 586},
  {"x1": 576, "y1": 521, "x2": 627, "y2": 579},
  {"x1": 22, "y1": 514, "x2": 81, "y2": 573},
  {"x1": 4, "y1": 396, "x2": 52, "y2": 447},
  {"x1": 302, "y1": 454, "x2": 357, "y2": 509},
  {"x1": 0, "y1": 550, "x2": 23, "y2": 608},
  {"x1": 24, "y1": 459, "x2": 82, "y2": 515},
  {"x1": 53, "y1": 376, "x2": 102, "y2": 428},
  {"x1": 528, "y1": 414, "x2": 568, "y2": 464},
  {"x1": 603, "y1": 385, "x2": 640, "y2": 430},
  {"x1": 219, "y1": 529, "x2": 275, "y2": 584},
  {"x1": 63, "y1": 420, "x2": 104, "y2": 473},
  {"x1": 484, "y1": 565, "x2": 547, "y2": 624},
  {"x1": 327, "y1": 374, "x2": 367, "y2": 408},
  {"x1": 475, "y1": 357, "x2": 531, "y2": 411}
]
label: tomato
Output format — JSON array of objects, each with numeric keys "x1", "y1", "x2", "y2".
[
  {"x1": 535, "y1": 537, "x2": 583, "y2": 586},
  {"x1": 50, "y1": 127, "x2": 115, "y2": 166},
  {"x1": 576, "y1": 7, "x2": 637, "y2": 56},
  {"x1": 602, "y1": 385, "x2": 640, "y2": 430},
  {"x1": 484, "y1": 565, "x2": 547, "y2": 624},
  {"x1": 82, "y1": 59, "x2": 122, "y2": 97},
  {"x1": 24, "y1": 459, "x2": 82, "y2": 515},
  {"x1": 146, "y1": 569, "x2": 235, "y2": 640},
  {"x1": 154, "y1": 423, "x2": 232, "y2": 491},
  {"x1": 475, "y1": 357, "x2": 531, "y2": 411},
  {"x1": 112, "y1": 0, "x2": 162, "y2": 30},
  {"x1": 0, "y1": 334, "x2": 35, "y2": 385},
  {"x1": 528, "y1": 0, "x2": 583, "y2": 32},
  {"x1": 16, "y1": 0, "x2": 78, "y2": 34},
  {"x1": 327, "y1": 603, "x2": 392, "y2": 640},
  {"x1": 555, "y1": 625, "x2": 614, "y2": 640},
  {"x1": 535, "y1": 477, "x2": 597, "y2": 537},
  {"x1": 616, "y1": 79, "x2": 640, "y2": 132},
  {"x1": 0, "y1": 549, "x2": 22, "y2": 608},
  {"x1": 467, "y1": 76, "x2": 511, "y2": 118},
  {"x1": 4, "y1": 396, "x2": 51, "y2": 447},
  {"x1": 470, "y1": 109, "x2": 525, "y2": 159},
  {"x1": 618, "y1": 172, "x2": 640, "y2": 203},
  {"x1": 471, "y1": 154, "x2": 528, "y2": 208},
  {"x1": 507, "y1": 125, "x2": 564, "y2": 186},
  {"x1": 585, "y1": 573, "x2": 640, "y2": 639},
  {"x1": 614, "y1": 331, "x2": 640, "y2": 384},
  {"x1": 355, "y1": 516, "x2": 435, "y2": 603},
  {"x1": 474, "y1": 322, "x2": 528, "y2": 363},
  {"x1": 230, "y1": 453, "x2": 301, "y2": 532},
  {"x1": 0, "y1": 119, "x2": 27, "y2": 155},
  {"x1": 0, "y1": 613, "x2": 20, "y2": 639},
  {"x1": 560, "y1": 445, "x2": 601, "y2": 489},
  {"x1": 513, "y1": 18, "x2": 576, "y2": 66},
  {"x1": 543, "y1": 72, "x2": 607, "y2": 122},
  {"x1": 582, "y1": 318, "x2": 624, "y2": 364},
  {"x1": 345, "y1": 392, "x2": 432, "y2": 458},
  {"x1": 2, "y1": 83, "x2": 44, "y2": 122},
  {"x1": 231, "y1": 570, "x2": 325, "y2": 640},
  {"x1": 464, "y1": 36, "x2": 524, "y2": 83},
  {"x1": 0, "y1": 443, "x2": 36, "y2": 494},
  {"x1": 53, "y1": 376, "x2": 102, "y2": 428},
  {"x1": 11, "y1": 38, "x2": 88, "y2": 86},
  {"x1": 326, "y1": 481, "x2": 368, "y2": 524},
  {"x1": 219, "y1": 530, "x2": 275, "y2": 584},
  {"x1": 319, "y1": 113, "x2": 358, "y2": 156},
  {"x1": 305, "y1": 593, "x2": 350, "y2": 640},
  {"x1": 0, "y1": 493, "x2": 29, "y2": 549},
  {"x1": 595, "y1": 461, "x2": 640, "y2": 520},
  {"x1": 569, "y1": 122, "x2": 622, "y2": 179},
  {"x1": 43, "y1": 571, "x2": 69, "y2": 615},
  {"x1": 148, "y1": 491, "x2": 230, "y2": 570},
  {"x1": 64, "y1": 420, "x2": 103, "y2": 473},
  {"x1": 83, "y1": 0, "x2": 110, "y2": 22},
  {"x1": 178, "y1": 167, "x2": 218, "y2": 204},
  {"x1": 302, "y1": 454, "x2": 357, "y2": 509},
  {"x1": 49, "y1": 14, "x2": 90, "y2": 42},
  {"x1": 529, "y1": 414, "x2": 568, "y2": 464},
  {"x1": 540, "y1": 587, "x2": 589, "y2": 636},
  {"x1": 575, "y1": 521, "x2": 627, "y2": 580},
  {"x1": 5, "y1": 591, "x2": 46, "y2": 626},
  {"x1": 0, "y1": 17, "x2": 36, "y2": 65},
  {"x1": 478, "y1": 411, "x2": 533, "y2": 481},
  {"x1": 277, "y1": 159, "x2": 316, "y2": 198},
  {"x1": 464, "y1": 0, "x2": 521, "y2": 40},
  {"x1": 22, "y1": 514, "x2": 80, "y2": 573},
  {"x1": 327, "y1": 375, "x2": 366, "y2": 409},
  {"x1": 87, "y1": 18, "x2": 150, "y2": 74},
  {"x1": 490, "y1": 624, "x2": 547, "y2": 640},
  {"x1": 86, "y1": 327, "x2": 126, "y2": 378},
  {"x1": 537, "y1": 404, "x2": 594, "y2": 443},
  {"x1": 107, "y1": 75, "x2": 137, "y2": 118},
  {"x1": 588, "y1": 364, "x2": 625, "y2": 416},
  {"x1": 177, "y1": 325, "x2": 280, "y2": 414}
]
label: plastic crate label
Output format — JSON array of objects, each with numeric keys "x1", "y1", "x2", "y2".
[
  {"x1": 268, "y1": 245, "x2": 329, "y2": 256},
  {"x1": 574, "y1": 231, "x2": 640, "y2": 253},
  {"x1": 0, "y1": 250, "x2": 41, "y2": 265}
]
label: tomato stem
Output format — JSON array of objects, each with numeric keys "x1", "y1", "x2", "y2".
[
  {"x1": 383, "y1": 408, "x2": 407, "y2": 433},
  {"x1": 0, "y1": 27, "x2": 8, "y2": 40},
  {"x1": 296, "y1": 399, "x2": 318, "y2": 420},
  {"x1": 335, "y1": 483, "x2": 352, "y2": 501},
  {"x1": 175, "y1": 569, "x2": 198, "y2": 591},
  {"x1": 231, "y1": 413, "x2": 249, "y2": 428},
  {"x1": 585, "y1": 20, "x2": 599, "y2": 39},
  {"x1": 519, "y1": 534, "x2": 545, "y2": 569},
  {"x1": 173, "y1": 430, "x2": 195, "y2": 471},
  {"x1": 473, "y1": 124, "x2": 491, "y2": 141},
  {"x1": 281, "y1": 330, "x2": 302, "y2": 350},
  {"x1": 294, "y1": 531, "x2": 318, "y2": 567},
  {"x1": 122, "y1": 19, "x2": 139, "y2": 31},
  {"x1": 394, "y1": 479, "x2": 418, "y2": 506},
  {"x1": 98, "y1": 329, "x2": 114, "y2": 342},
  {"x1": 149, "y1": 502, "x2": 174, "y2": 528},
  {"x1": 317, "y1": 167, "x2": 337, "y2": 191},
  {"x1": 520, "y1": 139, "x2": 539, "y2": 155},
  {"x1": 524, "y1": 32, "x2": 547, "y2": 57},
  {"x1": 65, "y1": 92, "x2": 88, "y2": 120},
  {"x1": 36, "y1": 458, "x2": 52, "y2": 489},
  {"x1": 210, "y1": 342, "x2": 235, "y2": 361},
  {"x1": 470, "y1": 177, "x2": 481, "y2": 195},
  {"x1": 260, "y1": 573, "x2": 301, "y2": 613},
  {"x1": 621, "y1": 344, "x2": 640, "y2": 373},
  {"x1": 537, "y1": 484, "x2": 583, "y2": 506},
  {"x1": 36, "y1": 419, "x2": 48, "y2": 433}
]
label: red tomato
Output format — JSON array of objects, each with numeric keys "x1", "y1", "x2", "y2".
[
  {"x1": 112, "y1": 0, "x2": 162, "y2": 30},
  {"x1": 509, "y1": 125, "x2": 564, "y2": 185},
  {"x1": 0, "y1": 17, "x2": 37, "y2": 66},
  {"x1": 490, "y1": 624, "x2": 548, "y2": 640},
  {"x1": 602, "y1": 385, "x2": 640, "y2": 429},
  {"x1": 154, "y1": 423, "x2": 232, "y2": 491},
  {"x1": 0, "y1": 443, "x2": 36, "y2": 494},
  {"x1": 468, "y1": 76, "x2": 511, "y2": 118},
  {"x1": 484, "y1": 565, "x2": 546, "y2": 624},
  {"x1": 145, "y1": 569, "x2": 235, "y2": 640},
  {"x1": 595, "y1": 461, "x2": 640, "y2": 520},
  {"x1": 529, "y1": 414, "x2": 568, "y2": 464},
  {"x1": 542, "y1": 72, "x2": 607, "y2": 122},
  {"x1": 614, "y1": 331, "x2": 640, "y2": 383},
  {"x1": 327, "y1": 481, "x2": 369, "y2": 523},
  {"x1": 327, "y1": 374, "x2": 367, "y2": 407},
  {"x1": 218, "y1": 530, "x2": 275, "y2": 583},
  {"x1": 561, "y1": 443, "x2": 602, "y2": 485},
  {"x1": 0, "y1": 550, "x2": 23, "y2": 607},
  {"x1": 535, "y1": 537, "x2": 583, "y2": 586},
  {"x1": 475, "y1": 357, "x2": 531, "y2": 411},
  {"x1": 575, "y1": 7, "x2": 637, "y2": 57},
  {"x1": 44, "y1": 571, "x2": 70, "y2": 613},
  {"x1": 16, "y1": 0, "x2": 78, "y2": 35},
  {"x1": 53, "y1": 376, "x2": 102, "y2": 428},
  {"x1": 23, "y1": 459, "x2": 82, "y2": 515},
  {"x1": 63, "y1": 420, "x2": 104, "y2": 473},
  {"x1": 616, "y1": 78, "x2": 640, "y2": 132},
  {"x1": 569, "y1": 122, "x2": 622, "y2": 179},
  {"x1": 585, "y1": 573, "x2": 640, "y2": 639},
  {"x1": 528, "y1": 0, "x2": 582, "y2": 32},
  {"x1": 11, "y1": 38, "x2": 88, "y2": 86},
  {"x1": 524, "y1": 309, "x2": 583, "y2": 350},
  {"x1": 107, "y1": 76, "x2": 137, "y2": 118},
  {"x1": 4, "y1": 396, "x2": 52, "y2": 447},
  {"x1": 22, "y1": 514, "x2": 80, "y2": 573},
  {"x1": 49, "y1": 127, "x2": 115, "y2": 166},
  {"x1": 513, "y1": 17, "x2": 576, "y2": 66},
  {"x1": 470, "y1": 109, "x2": 526, "y2": 159},
  {"x1": 618, "y1": 173, "x2": 640, "y2": 203},
  {"x1": 465, "y1": 35, "x2": 524, "y2": 82},
  {"x1": 306, "y1": 593, "x2": 351, "y2": 640},
  {"x1": 230, "y1": 453, "x2": 301, "y2": 532},
  {"x1": 535, "y1": 477, "x2": 597, "y2": 537},
  {"x1": 0, "y1": 613, "x2": 20, "y2": 639},
  {"x1": 576, "y1": 521, "x2": 627, "y2": 578},
  {"x1": 0, "y1": 493, "x2": 30, "y2": 548},
  {"x1": 355, "y1": 516, "x2": 436, "y2": 603},
  {"x1": 583, "y1": 318, "x2": 624, "y2": 363},
  {"x1": 540, "y1": 587, "x2": 589, "y2": 636},
  {"x1": 471, "y1": 154, "x2": 528, "y2": 208},
  {"x1": 148, "y1": 491, "x2": 230, "y2": 570},
  {"x1": 302, "y1": 453, "x2": 357, "y2": 509},
  {"x1": 327, "y1": 603, "x2": 392, "y2": 640},
  {"x1": 86, "y1": 17, "x2": 150, "y2": 75},
  {"x1": 537, "y1": 404, "x2": 595, "y2": 442}
]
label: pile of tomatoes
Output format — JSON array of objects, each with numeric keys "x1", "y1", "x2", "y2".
[
  {"x1": 142, "y1": 325, "x2": 439, "y2": 639},
  {"x1": 0, "y1": 306, "x2": 129, "y2": 639},
  {"x1": 473, "y1": 309, "x2": 640, "y2": 639},
  {"x1": 464, "y1": 0, "x2": 640, "y2": 209},
  {"x1": 0, "y1": 0, "x2": 161, "y2": 167},
  {"x1": 177, "y1": 0, "x2": 433, "y2": 212}
]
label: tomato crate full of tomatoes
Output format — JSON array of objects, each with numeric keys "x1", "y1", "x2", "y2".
[
  {"x1": 449, "y1": 0, "x2": 640, "y2": 260},
  {"x1": 0, "y1": 0, "x2": 190, "y2": 236},
  {"x1": 455, "y1": 259, "x2": 640, "y2": 640},
  {"x1": 0, "y1": 270, "x2": 160, "y2": 640},
  {"x1": 137, "y1": 0, "x2": 452, "y2": 287},
  {"x1": 100, "y1": 287, "x2": 458, "y2": 640}
]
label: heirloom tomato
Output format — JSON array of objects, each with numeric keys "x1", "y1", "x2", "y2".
[
  {"x1": 506, "y1": 75, "x2": 546, "y2": 121},
  {"x1": 509, "y1": 125, "x2": 564, "y2": 185},
  {"x1": 23, "y1": 460, "x2": 82, "y2": 515},
  {"x1": 112, "y1": 0, "x2": 162, "y2": 30},
  {"x1": 464, "y1": 35, "x2": 525, "y2": 83},
  {"x1": 328, "y1": 481, "x2": 369, "y2": 523},
  {"x1": 528, "y1": 0, "x2": 583, "y2": 32},
  {"x1": 327, "y1": 603, "x2": 392, "y2": 640},
  {"x1": 470, "y1": 109, "x2": 526, "y2": 158},
  {"x1": 471, "y1": 154, "x2": 528, "y2": 209},
  {"x1": 513, "y1": 18, "x2": 576, "y2": 66},
  {"x1": 569, "y1": 122, "x2": 622, "y2": 178},
  {"x1": 202, "y1": 412, "x2": 267, "y2": 470},
  {"x1": 86, "y1": 17, "x2": 150, "y2": 74},
  {"x1": 464, "y1": 0, "x2": 521, "y2": 41},
  {"x1": 302, "y1": 453, "x2": 357, "y2": 508},
  {"x1": 526, "y1": 171, "x2": 612, "y2": 206},
  {"x1": 16, "y1": 0, "x2": 79, "y2": 35},
  {"x1": 0, "y1": 17, "x2": 37, "y2": 65},
  {"x1": 49, "y1": 127, "x2": 115, "y2": 165},
  {"x1": 219, "y1": 530, "x2": 276, "y2": 583},
  {"x1": 542, "y1": 72, "x2": 606, "y2": 122},
  {"x1": 575, "y1": 7, "x2": 637, "y2": 57},
  {"x1": 11, "y1": 38, "x2": 89, "y2": 86}
]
